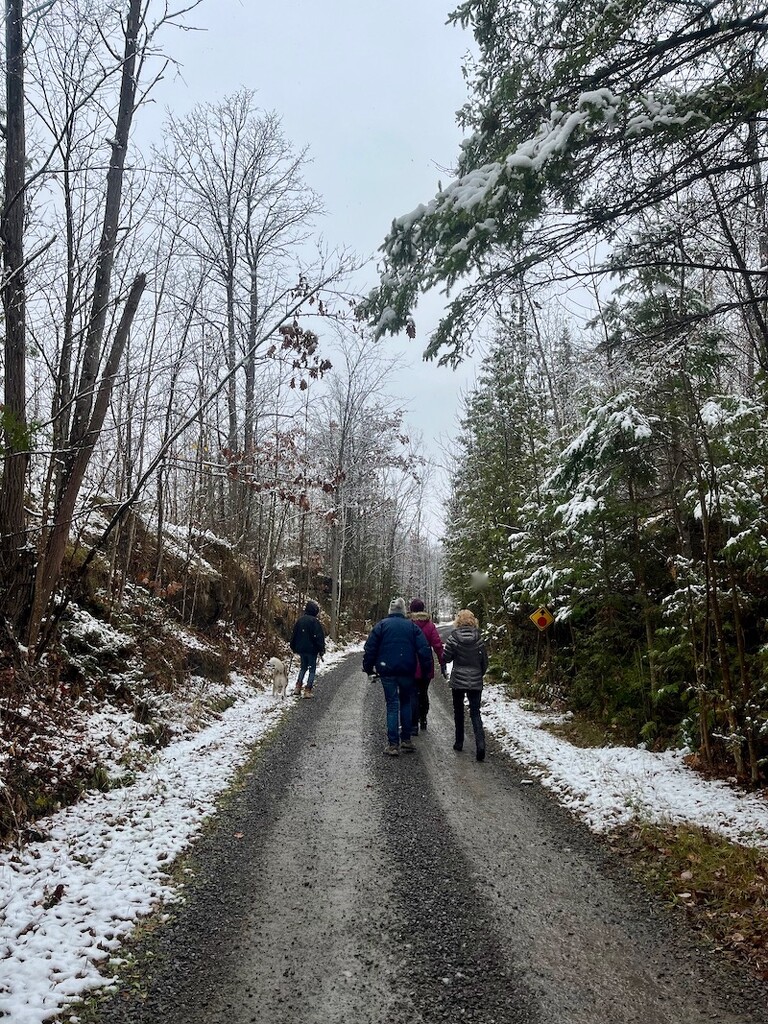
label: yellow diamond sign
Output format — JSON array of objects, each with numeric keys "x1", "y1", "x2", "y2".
[{"x1": 530, "y1": 607, "x2": 554, "y2": 631}]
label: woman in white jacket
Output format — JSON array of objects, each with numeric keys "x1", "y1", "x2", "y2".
[{"x1": 444, "y1": 609, "x2": 489, "y2": 761}]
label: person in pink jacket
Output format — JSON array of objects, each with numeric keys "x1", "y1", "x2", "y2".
[{"x1": 408, "y1": 598, "x2": 446, "y2": 734}]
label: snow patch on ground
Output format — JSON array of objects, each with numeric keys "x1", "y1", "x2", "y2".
[{"x1": 483, "y1": 685, "x2": 768, "y2": 848}]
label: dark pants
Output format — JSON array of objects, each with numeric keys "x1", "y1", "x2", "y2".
[
  {"x1": 452, "y1": 688, "x2": 485, "y2": 754},
  {"x1": 410, "y1": 677, "x2": 431, "y2": 730}
]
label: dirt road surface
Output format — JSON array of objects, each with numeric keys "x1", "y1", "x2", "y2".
[{"x1": 89, "y1": 652, "x2": 768, "y2": 1024}]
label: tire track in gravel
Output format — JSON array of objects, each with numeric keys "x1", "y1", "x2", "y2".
[
  {"x1": 369, "y1": 680, "x2": 535, "y2": 1024},
  {"x1": 86, "y1": 657, "x2": 534, "y2": 1024}
]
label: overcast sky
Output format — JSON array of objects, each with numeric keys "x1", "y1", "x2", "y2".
[{"x1": 142, "y1": 0, "x2": 480, "y2": 530}]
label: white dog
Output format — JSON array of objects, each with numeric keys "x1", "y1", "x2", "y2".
[{"x1": 267, "y1": 657, "x2": 289, "y2": 699}]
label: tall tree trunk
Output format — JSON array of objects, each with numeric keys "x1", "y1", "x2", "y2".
[
  {"x1": 52, "y1": 155, "x2": 77, "y2": 493},
  {"x1": 627, "y1": 480, "x2": 657, "y2": 697},
  {"x1": 65, "y1": 0, "x2": 143, "y2": 466},
  {"x1": 225, "y1": 262, "x2": 239, "y2": 531},
  {"x1": 747, "y1": 116, "x2": 768, "y2": 377},
  {"x1": 0, "y1": 0, "x2": 33, "y2": 628},
  {"x1": 244, "y1": 266, "x2": 258, "y2": 457},
  {"x1": 329, "y1": 520, "x2": 341, "y2": 641}
]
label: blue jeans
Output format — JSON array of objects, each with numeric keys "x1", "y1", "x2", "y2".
[
  {"x1": 297, "y1": 652, "x2": 318, "y2": 689},
  {"x1": 381, "y1": 675, "x2": 414, "y2": 746}
]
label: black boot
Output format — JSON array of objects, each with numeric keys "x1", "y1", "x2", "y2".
[
  {"x1": 453, "y1": 714, "x2": 464, "y2": 752},
  {"x1": 471, "y1": 711, "x2": 486, "y2": 762}
]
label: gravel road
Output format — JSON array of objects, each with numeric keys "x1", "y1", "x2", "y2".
[{"x1": 89, "y1": 652, "x2": 768, "y2": 1024}]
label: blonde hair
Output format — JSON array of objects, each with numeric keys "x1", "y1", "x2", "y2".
[{"x1": 454, "y1": 609, "x2": 478, "y2": 628}]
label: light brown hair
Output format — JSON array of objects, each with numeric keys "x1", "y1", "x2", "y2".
[{"x1": 454, "y1": 609, "x2": 478, "y2": 628}]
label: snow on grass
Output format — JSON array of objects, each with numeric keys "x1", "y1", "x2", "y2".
[
  {"x1": 163, "y1": 622, "x2": 216, "y2": 652},
  {"x1": 63, "y1": 606, "x2": 134, "y2": 656},
  {"x1": 483, "y1": 684, "x2": 768, "y2": 848}
]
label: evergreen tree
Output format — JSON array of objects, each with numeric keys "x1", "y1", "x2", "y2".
[
  {"x1": 444, "y1": 308, "x2": 570, "y2": 636},
  {"x1": 361, "y1": 0, "x2": 768, "y2": 366}
]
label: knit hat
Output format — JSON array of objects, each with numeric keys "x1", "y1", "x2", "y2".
[
  {"x1": 304, "y1": 600, "x2": 320, "y2": 616},
  {"x1": 409, "y1": 598, "x2": 425, "y2": 612},
  {"x1": 388, "y1": 597, "x2": 407, "y2": 615}
]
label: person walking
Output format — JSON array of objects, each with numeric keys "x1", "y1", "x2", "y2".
[
  {"x1": 363, "y1": 597, "x2": 432, "y2": 756},
  {"x1": 290, "y1": 600, "x2": 326, "y2": 698},
  {"x1": 408, "y1": 598, "x2": 446, "y2": 734},
  {"x1": 444, "y1": 609, "x2": 489, "y2": 761}
]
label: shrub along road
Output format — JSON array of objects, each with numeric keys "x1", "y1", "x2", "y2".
[{"x1": 84, "y1": 655, "x2": 768, "y2": 1024}]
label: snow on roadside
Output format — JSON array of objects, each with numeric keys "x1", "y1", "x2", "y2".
[
  {"x1": 0, "y1": 646, "x2": 356, "y2": 1024},
  {"x1": 483, "y1": 684, "x2": 768, "y2": 849}
]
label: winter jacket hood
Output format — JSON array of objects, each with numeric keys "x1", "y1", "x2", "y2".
[
  {"x1": 410, "y1": 611, "x2": 445, "y2": 680},
  {"x1": 444, "y1": 625, "x2": 488, "y2": 690}
]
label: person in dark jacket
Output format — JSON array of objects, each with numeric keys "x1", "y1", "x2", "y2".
[
  {"x1": 290, "y1": 600, "x2": 326, "y2": 698},
  {"x1": 408, "y1": 598, "x2": 446, "y2": 734},
  {"x1": 363, "y1": 597, "x2": 432, "y2": 756},
  {"x1": 444, "y1": 609, "x2": 489, "y2": 761}
]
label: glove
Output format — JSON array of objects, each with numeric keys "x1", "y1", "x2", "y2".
[{"x1": 440, "y1": 663, "x2": 448, "y2": 679}]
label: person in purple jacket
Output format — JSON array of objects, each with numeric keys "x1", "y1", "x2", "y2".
[{"x1": 408, "y1": 598, "x2": 446, "y2": 733}]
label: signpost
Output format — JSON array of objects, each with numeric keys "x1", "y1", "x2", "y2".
[
  {"x1": 530, "y1": 606, "x2": 554, "y2": 631},
  {"x1": 530, "y1": 606, "x2": 555, "y2": 692}
]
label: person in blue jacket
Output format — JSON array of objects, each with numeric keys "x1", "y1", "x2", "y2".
[{"x1": 363, "y1": 596, "x2": 432, "y2": 756}]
